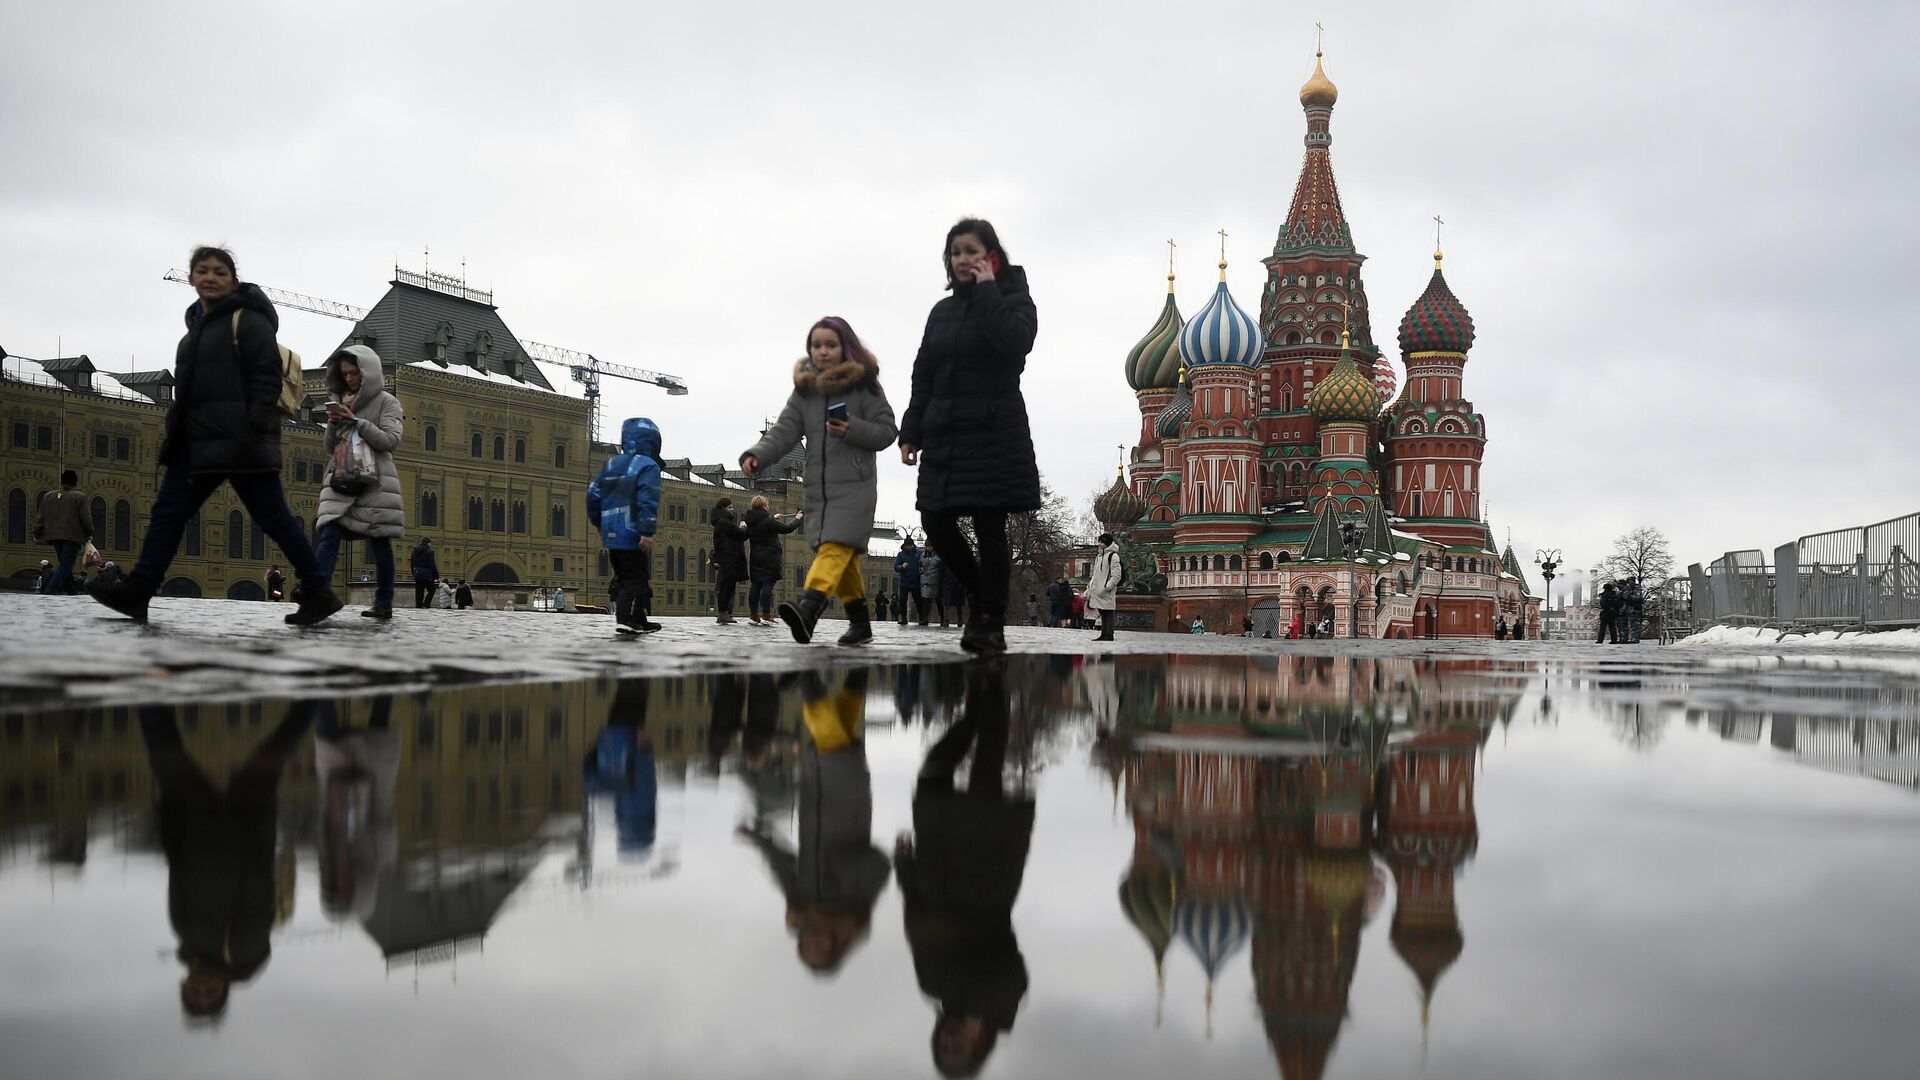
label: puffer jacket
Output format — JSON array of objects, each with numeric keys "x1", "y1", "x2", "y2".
[
  {"x1": 921, "y1": 552, "x2": 945, "y2": 600},
  {"x1": 1082, "y1": 545, "x2": 1121, "y2": 612},
  {"x1": 161, "y1": 283, "x2": 288, "y2": 475},
  {"x1": 743, "y1": 506, "x2": 801, "y2": 583},
  {"x1": 587, "y1": 418, "x2": 663, "y2": 551},
  {"x1": 741, "y1": 352, "x2": 897, "y2": 551},
  {"x1": 892, "y1": 545, "x2": 922, "y2": 591},
  {"x1": 315, "y1": 346, "x2": 406, "y2": 539},
  {"x1": 711, "y1": 508, "x2": 748, "y2": 580},
  {"x1": 898, "y1": 266, "x2": 1040, "y2": 513}
]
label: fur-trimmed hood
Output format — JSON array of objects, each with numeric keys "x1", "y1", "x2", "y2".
[{"x1": 790, "y1": 352, "x2": 880, "y2": 397}]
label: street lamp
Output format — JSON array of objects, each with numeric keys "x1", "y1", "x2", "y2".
[{"x1": 1535, "y1": 548, "x2": 1562, "y2": 639}]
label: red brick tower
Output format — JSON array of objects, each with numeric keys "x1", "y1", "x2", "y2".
[
  {"x1": 1385, "y1": 248, "x2": 1484, "y2": 544},
  {"x1": 1378, "y1": 717, "x2": 1481, "y2": 1038}
]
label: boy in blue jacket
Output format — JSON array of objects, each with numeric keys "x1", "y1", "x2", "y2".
[{"x1": 587, "y1": 417, "x2": 663, "y2": 635}]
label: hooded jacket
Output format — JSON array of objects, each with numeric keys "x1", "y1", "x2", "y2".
[
  {"x1": 742, "y1": 505, "x2": 801, "y2": 582},
  {"x1": 899, "y1": 266, "x2": 1041, "y2": 513},
  {"x1": 315, "y1": 345, "x2": 406, "y2": 539},
  {"x1": 711, "y1": 506, "x2": 749, "y2": 580},
  {"x1": 588, "y1": 418, "x2": 663, "y2": 551},
  {"x1": 162, "y1": 283, "x2": 288, "y2": 475},
  {"x1": 1082, "y1": 543, "x2": 1122, "y2": 612},
  {"x1": 741, "y1": 350, "x2": 897, "y2": 551}
]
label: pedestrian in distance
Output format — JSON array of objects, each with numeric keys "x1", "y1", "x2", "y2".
[
  {"x1": 741, "y1": 316, "x2": 899, "y2": 646},
  {"x1": 898, "y1": 218, "x2": 1041, "y2": 656},
  {"x1": 1050, "y1": 575, "x2": 1073, "y2": 628},
  {"x1": 33, "y1": 469, "x2": 93, "y2": 595},
  {"x1": 265, "y1": 564, "x2": 284, "y2": 602},
  {"x1": 1083, "y1": 533, "x2": 1122, "y2": 642},
  {"x1": 874, "y1": 589, "x2": 892, "y2": 623},
  {"x1": 1190, "y1": 616, "x2": 1206, "y2": 635},
  {"x1": 1242, "y1": 614, "x2": 1255, "y2": 638},
  {"x1": 89, "y1": 246, "x2": 340, "y2": 626},
  {"x1": 588, "y1": 417, "x2": 664, "y2": 636},
  {"x1": 312, "y1": 345, "x2": 405, "y2": 621},
  {"x1": 34, "y1": 559, "x2": 49, "y2": 594},
  {"x1": 411, "y1": 538, "x2": 439, "y2": 609},
  {"x1": 1495, "y1": 616, "x2": 1508, "y2": 641},
  {"x1": 922, "y1": 543, "x2": 947, "y2": 628},
  {"x1": 893, "y1": 537, "x2": 925, "y2": 626},
  {"x1": 1598, "y1": 582, "x2": 1623, "y2": 644},
  {"x1": 1624, "y1": 576, "x2": 1645, "y2": 643},
  {"x1": 1025, "y1": 593, "x2": 1041, "y2": 627},
  {"x1": 710, "y1": 497, "x2": 749, "y2": 625},
  {"x1": 741, "y1": 495, "x2": 801, "y2": 627},
  {"x1": 1287, "y1": 611, "x2": 1304, "y2": 639},
  {"x1": 454, "y1": 579, "x2": 473, "y2": 610}
]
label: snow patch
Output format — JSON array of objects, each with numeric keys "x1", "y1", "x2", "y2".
[{"x1": 1673, "y1": 625, "x2": 1920, "y2": 650}]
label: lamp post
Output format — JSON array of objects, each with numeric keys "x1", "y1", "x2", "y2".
[{"x1": 1535, "y1": 548, "x2": 1561, "y2": 640}]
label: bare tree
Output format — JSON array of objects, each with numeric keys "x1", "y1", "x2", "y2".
[
  {"x1": 1589, "y1": 526, "x2": 1674, "y2": 588},
  {"x1": 1005, "y1": 477, "x2": 1079, "y2": 607}
]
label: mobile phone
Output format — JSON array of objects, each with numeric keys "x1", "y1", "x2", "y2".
[
  {"x1": 827, "y1": 401, "x2": 849, "y2": 422},
  {"x1": 323, "y1": 400, "x2": 344, "y2": 409},
  {"x1": 985, "y1": 251, "x2": 1004, "y2": 274}
]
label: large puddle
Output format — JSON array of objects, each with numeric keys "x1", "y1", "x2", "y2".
[{"x1": 3, "y1": 654, "x2": 1918, "y2": 1079}]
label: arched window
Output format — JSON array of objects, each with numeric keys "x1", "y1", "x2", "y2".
[
  {"x1": 227, "y1": 510, "x2": 244, "y2": 558},
  {"x1": 1281, "y1": 385, "x2": 1294, "y2": 410},
  {"x1": 697, "y1": 548, "x2": 708, "y2": 583},
  {"x1": 493, "y1": 436, "x2": 505, "y2": 461},
  {"x1": 184, "y1": 512, "x2": 201, "y2": 556},
  {"x1": 91, "y1": 497, "x2": 108, "y2": 541},
  {"x1": 4, "y1": 488, "x2": 23, "y2": 544},
  {"x1": 1229, "y1": 555, "x2": 1242, "y2": 571},
  {"x1": 676, "y1": 547, "x2": 687, "y2": 581},
  {"x1": 468, "y1": 498, "x2": 484, "y2": 530},
  {"x1": 1259, "y1": 551, "x2": 1274, "y2": 570},
  {"x1": 490, "y1": 500, "x2": 506, "y2": 532},
  {"x1": 554, "y1": 444, "x2": 567, "y2": 469},
  {"x1": 1443, "y1": 556, "x2": 1454, "y2": 571},
  {"x1": 424, "y1": 425, "x2": 437, "y2": 452},
  {"x1": 1212, "y1": 554, "x2": 1226, "y2": 572},
  {"x1": 511, "y1": 502, "x2": 527, "y2": 533},
  {"x1": 248, "y1": 518, "x2": 264, "y2": 560},
  {"x1": 471, "y1": 432, "x2": 484, "y2": 457},
  {"x1": 1398, "y1": 571, "x2": 1410, "y2": 594},
  {"x1": 550, "y1": 505, "x2": 567, "y2": 538},
  {"x1": 514, "y1": 438, "x2": 527, "y2": 464},
  {"x1": 1277, "y1": 551, "x2": 1292, "y2": 563},
  {"x1": 420, "y1": 492, "x2": 438, "y2": 527},
  {"x1": 1320, "y1": 329, "x2": 1337, "y2": 344}
]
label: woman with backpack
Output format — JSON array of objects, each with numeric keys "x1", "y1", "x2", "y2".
[
  {"x1": 1083, "y1": 533, "x2": 1122, "y2": 642},
  {"x1": 312, "y1": 345, "x2": 405, "y2": 619},
  {"x1": 90, "y1": 245, "x2": 340, "y2": 626}
]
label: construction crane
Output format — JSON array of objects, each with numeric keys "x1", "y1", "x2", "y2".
[{"x1": 161, "y1": 269, "x2": 688, "y2": 438}]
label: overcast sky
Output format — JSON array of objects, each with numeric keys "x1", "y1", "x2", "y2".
[{"x1": 4, "y1": 1, "x2": 1917, "y2": 592}]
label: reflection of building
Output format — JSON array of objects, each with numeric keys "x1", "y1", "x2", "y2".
[
  {"x1": 1115, "y1": 49, "x2": 1539, "y2": 639},
  {"x1": 1111, "y1": 656, "x2": 1505, "y2": 1077}
]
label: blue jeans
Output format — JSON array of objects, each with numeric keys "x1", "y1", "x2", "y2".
[
  {"x1": 748, "y1": 580, "x2": 775, "y2": 617},
  {"x1": 46, "y1": 540, "x2": 82, "y2": 594},
  {"x1": 314, "y1": 523, "x2": 395, "y2": 610},
  {"x1": 134, "y1": 466, "x2": 321, "y2": 589}
]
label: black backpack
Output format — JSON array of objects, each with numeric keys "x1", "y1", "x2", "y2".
[{"x1": 1112, "y1": 550, "x2": 1129, "y2": 589}]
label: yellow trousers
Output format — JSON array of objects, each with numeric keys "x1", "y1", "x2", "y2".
[
  {"x1": 801, "y1": 688, "x2": 863, "y2": 753},
  {"x1": 803, "y1": 542, "x2": 866, "y2": 604}
]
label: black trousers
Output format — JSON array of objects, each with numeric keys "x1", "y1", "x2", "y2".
[
  {"x1": 1598, "y1": 614, "x2": 1619, "y2": 643},
  {"x1": 414, "y1": 578, "x2": 437, "y2": 608},
  {"x1": 714, "y1": 574, "x2": 742, "y2": 615},
  {"x1": 609, "y1": 548, "x2": 653, "y2": 627},
  {"x1": 921, "y1": 511, "x2": 1009, "y2": 621},
  {"x1": 899, "y1": 589, "x2": 926, "y2": 625}
]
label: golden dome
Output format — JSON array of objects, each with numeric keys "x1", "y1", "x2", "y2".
[{"x1": 1299, "y1": 51, "x2": 1338, "y2": 108}]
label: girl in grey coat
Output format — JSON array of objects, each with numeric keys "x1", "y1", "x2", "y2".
[
  {"x1": 315, "y1": 345, "x2": 405, "y2": 619},
  {"x1": 741, "y1": 317, "x2": 898, "y2": 646}
]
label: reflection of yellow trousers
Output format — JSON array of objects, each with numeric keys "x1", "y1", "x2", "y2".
[
  {"x1": 801, "y1": 688, "x2": 864, "y2": 753},
  {"x1": 803, "y1": 542, "x2": 866, "y2": 603}
]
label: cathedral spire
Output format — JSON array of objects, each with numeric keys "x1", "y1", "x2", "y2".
[{"x1": 1276, "y1": 38, "x2": 1351, "y2": 256}]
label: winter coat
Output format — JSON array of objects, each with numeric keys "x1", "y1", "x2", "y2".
[
  {"x1": 455, "y1": 583, "x2": 474, "y2": 608},
  {"x1": 899, "y1": 266, "x2": 1041, "y2": 513},
  {"x1": 315, "y1": 346, "x2": 406, "y2": 539},
  {"x1": 741, "y1": 353, "x2": 898, "y2": 551},
  {"x1": 34, "y1": 485, "x2": 92, "y2": 543},
  {"x1": 920, "y1": 552, "x2": 945, "y2": 599},
  {"x1": 743, "y1": 506, "x2": 801, "y2": 583},
  {"x1": 711, "y1": 508, "x2": 749, "y2": 581},
  {"x1": 587, "y1": 418, "x2": 663, "y2": 551},
  {"x1": 1083, "y1": 545, "x2": 1121, "y2": 613},
  {"x1": 162, "y1": 283, "x2": 288, "y2": 476},
  {"x1": 410, "y1": 541, "x2": 439, "y2": 580},
  {"x1": 897, "y1": 786, "x2": 1034, "y2": 1032},
  {"x1": 748, "y1": 745, "x2": 890, "y2": 916},
  {"x1": 893, "y1": 545, "x2": 922, "y2": 591},
  {"x1": 1600, "y1": 587, "x2": 1624, "y2": 616}
]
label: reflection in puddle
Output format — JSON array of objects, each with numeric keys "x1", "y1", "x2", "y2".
[{"x1": 2, "y1": 653, "x2": 1918, "y2": 1078}]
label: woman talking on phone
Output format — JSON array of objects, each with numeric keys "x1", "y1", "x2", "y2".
[
  {"x1": 740, "y1": 316, "x2": 897, "y2": 646},
  {"x1": 898, "y1": 218, "x2": 1039, "y2": 655}
]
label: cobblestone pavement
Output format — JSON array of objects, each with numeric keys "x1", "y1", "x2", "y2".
[{"x1": 0, "y1": 593, "x2": 1904, "y2": 712}]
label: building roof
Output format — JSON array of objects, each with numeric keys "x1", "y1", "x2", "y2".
[
  {"x1": 340, "y1": 279, "x2": 556, "y2": 392},
  {"x1": 1398, "y1": 254, "x2": 1476, "y2": 355},
  {"x1": 1180, "y1": 273, "x2": 1263, "y2": 369},
  {"x1": 1125, "y1": 278, "x2": 1184, "y2": 391}
]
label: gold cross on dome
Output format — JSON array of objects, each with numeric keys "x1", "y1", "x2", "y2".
[
  {"x1": 1217, "y1": 228, "x2": 1228, "y2": 261},
  {"x1": 1433, "y1": 214, "x2": 1445, "y2": 249},
  {"x1": 1167, "y1": 238, "x2": 1177, "y2": 277},
  {"x1": 1315, "y1": 21, "x2": 1324, "y2": 53}
]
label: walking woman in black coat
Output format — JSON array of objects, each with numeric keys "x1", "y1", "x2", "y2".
[
  {"x1": 710, "y1": 497, "x2": 749, "y2": 625},
  {"x1": 898, "y1": 219, "x2": 1040, "y2": 655}
]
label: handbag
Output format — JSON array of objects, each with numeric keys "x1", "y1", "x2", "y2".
[{"x1": 329, "y1": 428, "x2": 378, "y2": 495}]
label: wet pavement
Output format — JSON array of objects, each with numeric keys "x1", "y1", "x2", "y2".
[{"x1": 3, "y1": 627, "x2": 1919, "y2": 1079}]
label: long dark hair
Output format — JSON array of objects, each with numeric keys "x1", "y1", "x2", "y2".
[
  {"x1": 189, "y1": 245, "x2": 239, "y2": 279},
  {"x1": 942, "y1": 217, "x2": 1007, "y2": 290}
]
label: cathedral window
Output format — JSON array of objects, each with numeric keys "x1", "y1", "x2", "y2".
[
  {"x1": 490, "y1": 500, "x2": 506, "y2": 532},
  {"x1": 1212, "y1": 555, "x2": 1226, "y2": 572},
  {"x1": 1259, "y1": 552, "x2": 1273, "y2": 570}
]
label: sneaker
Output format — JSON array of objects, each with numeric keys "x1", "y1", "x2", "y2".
[{"x1": 616, "y1": 623, "x2": 640, "y2": 636}]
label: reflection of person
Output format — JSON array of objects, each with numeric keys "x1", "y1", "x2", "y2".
[
  {"x1": 585, "y1": 679, "x2": 659, "y2": 854},
  {"x1": 740, "y1": 673, "x2": 796, "y2": 831},
  {"x1": 313, "y1": 696, "x2": 400, "y2": 922},
  {"x1": 741, "y1": 671, "x2": 890, "y2": 976},
  {"x1": 896, "y1": 663, "x2": 1034, "y2": 1078},
  {"x1": 139, "y1": 700, "x2": 315, "y2": 1024}
]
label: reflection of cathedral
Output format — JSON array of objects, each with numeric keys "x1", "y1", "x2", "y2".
[
  {"x1": 1102, "y1": 46, "x2": 1540, "y2": 639},
  {"x1": 1112, "y1": 656, "x2": 1508, "y2": 1077}
]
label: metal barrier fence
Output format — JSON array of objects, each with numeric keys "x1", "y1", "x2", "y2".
[{"x1": 1689, "y1": 511, "x2": 1920, "y2": 630}]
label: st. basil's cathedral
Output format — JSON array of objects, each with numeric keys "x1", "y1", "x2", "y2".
[{"x1": 1095, "y1": 46, "x2": 1540, "y2": 639}]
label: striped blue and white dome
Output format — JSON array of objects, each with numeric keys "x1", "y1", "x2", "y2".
[{"x1": 1179, "y1": 273, "x2": 1263, "y2": 368}]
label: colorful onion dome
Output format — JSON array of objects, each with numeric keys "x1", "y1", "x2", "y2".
[
  {"x1": 1397, "y1": 251, "x2": 1475, "y2": 355},
  {"x1": 1126, "y1": 276, "x2": 1185, "y2": 391},
  {"x1": 1308, "y1": 333, "x2": 1381, "y2": 422},
  {"x1": 1179, "y1": 264, "x2": 1263, "y2": 368},
  {"x1": 1299, "y1": 50, "x2": 1338, "y2": 108},
  {"x1": 1372, "y1": 354, "x2": 1398, "y2": 402},
  {"x1": 1095, "y1": 469, "x2": 1148, "y2": 530},
  {"x1": 1173, "y1": 895, "x2": 1252, "y2": 984},
  {"x1": 1156, "y1": 368, "x2": 1194, "y2": 439}
]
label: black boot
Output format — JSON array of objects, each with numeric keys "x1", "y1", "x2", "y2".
[
  {"x1": 88, "y1": 572, "x2": 154, "y2": 623},
  {"x1": 285, "y1": 580, "x2": 344, "y2": 626},
  {"x1": 778, "y1": 589, "x2": 828, "y2": 644},
  {"x1": 960, "y1": 606, "x2": 1006, "y2": 656},
  {"x1": 837, "y1": 600, "x2": 874, "y2": 646},
  {"x1": 1095, "y1": 611, "x2": 1115, "y2": 642}
]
